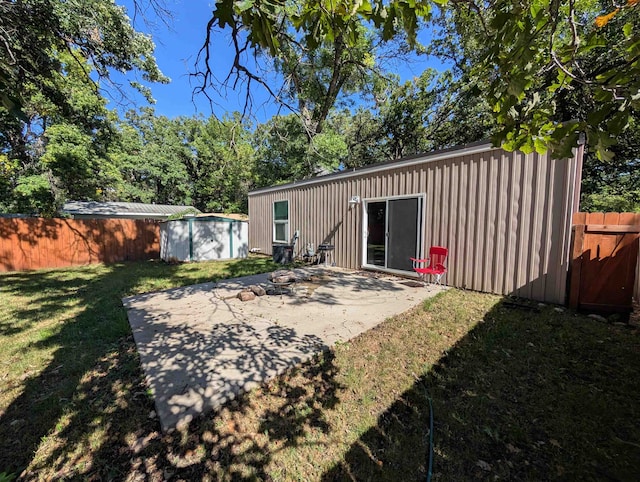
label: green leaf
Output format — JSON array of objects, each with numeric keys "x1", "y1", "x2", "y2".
[
  {"x1": 1, "y1": 93, "x2": 28, "y2": 122},
  {"x1": 607, "y1": 112, "x2": 630, "y2": 134},
  {"x1": 520, "y1": 140, "x2": 534, "y2": 154},
  {"x1": 234, "y1": 0, "x2": 254, "y2": 13},
  {"x1": 579, "y1": 33, "x2": 607, "y2": 53},
  {"x1": 530, "y1": 0, "x2": 541, "y2": 18},
  {"x1": 501, "y1": 139, "x2": 517, "y2": 151},
  {"x1": 359, "y1": 1, "x2": 373, "y2": 14},
  {"x1": 213, "y1": 0, "x2": 237, "y2": 28},
  {"x1": 533, "y1": 137, "x2": 547, "y2": 154},
  {"x1": 587, "y1": 107, "x2": 611, "y2": 127}
]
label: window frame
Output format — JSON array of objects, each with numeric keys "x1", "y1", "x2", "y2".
[{"x1": 273, "y1": 200, "x2": 289, "y2": 243}]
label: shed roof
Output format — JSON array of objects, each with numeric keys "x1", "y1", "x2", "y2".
[
  {"x1": 162, "y1": 213, "x2": 249, "y2": 222},
  {"x1": 62, "y1": 201, "x2": 200, "y2": 218},
  {"x1": 249, "y1": 140, "x2": 494, "y2": 195},
  {"x1": 197, "y1": 213, "x2": 249, "y2": 221}
]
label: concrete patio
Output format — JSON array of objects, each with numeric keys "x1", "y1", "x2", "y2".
[{"x1": 122, "y1": 267, "x2": 445, "y2": 432}]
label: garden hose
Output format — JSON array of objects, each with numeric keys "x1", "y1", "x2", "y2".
[
  {"x1": 427, "y1": 394, "x2": 434, "y2": 482},
  {"x1": 419, "y1": 379, "x2": 434, "y2": 482}
]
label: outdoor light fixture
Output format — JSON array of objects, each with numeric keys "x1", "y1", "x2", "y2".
[{"x1": 348, "y1": 195, "x2": 361, "y2": 209}]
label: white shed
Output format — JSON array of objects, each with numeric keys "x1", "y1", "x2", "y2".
[{"x1": 160, "y1": 215, "x2": 249, "y2": 262}]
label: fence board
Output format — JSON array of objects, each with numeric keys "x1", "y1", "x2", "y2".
[{"x1": 0, "y1": 218, "x2": 160, "y2": 272}]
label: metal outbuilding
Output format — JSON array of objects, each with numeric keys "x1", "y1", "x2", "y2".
[
  {"x1": 160, "y1": 214, "x2": 249, "y2": 263},
  {"x1": 248, "y1": 141, "x2": 584, "y2": 304}
]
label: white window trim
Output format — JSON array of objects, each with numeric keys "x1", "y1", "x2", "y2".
[{"x1": 273, "y1": 200, "x2": 289, "y2": 243}]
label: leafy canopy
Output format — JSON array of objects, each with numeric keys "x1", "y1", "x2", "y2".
[
  {"x1": 0, "y1": 0, "x2": 169, "y2": 118},
  {"x1": 207, "y1": 0, "x2": 639, "y2": 158},
  {"x1": 478, "y1": 0, "x2": 640, "y2": 159}
]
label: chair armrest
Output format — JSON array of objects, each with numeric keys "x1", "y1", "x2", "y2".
[{"x1": 410, "y1": 257, "x2": 430, "y2": 268}]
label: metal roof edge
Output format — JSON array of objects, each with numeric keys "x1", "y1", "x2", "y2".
[
  {"x1": 161, "y1": 215, "x2": 249, "y2": 223},
  {"x1": 248, "y1": 140, "x2": 495, "y2": 196},
  {"x1": 61, "y1": 201, "x2": 200, "y2": 216},
  {"x1": 94, "y1": 212, "x2": 169, "y2": 218}
]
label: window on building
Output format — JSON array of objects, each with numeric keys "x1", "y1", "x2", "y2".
[{"x1": 273, "y1": 200, "x2": 289, "y2": 243}]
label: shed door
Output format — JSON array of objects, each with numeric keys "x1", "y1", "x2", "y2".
[{"x1": 364, "y1": 196, "x2": 423, "y2": 273}]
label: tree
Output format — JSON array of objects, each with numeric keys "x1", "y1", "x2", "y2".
[
  {"x1": 198, "y1": 0, "x2": 421, "y2": 177},
  {"x1": 452, "y1": 0, "x2": 639, "y2": 159},
  {"x1": 191, "y1": 114, "x2": 256, "y2": 213},
  {"x1": 327, "y1": 69, "x2": 493, "y2": 168},
  {"x1": 268, "y1": 22, "x2": 382, "y2": 138},
  {"x1": 205, "y1": 0, "x2": 639, "y2": 158},
  {"x1": 101, "y1": 110, "x2": 258, "y2": 213},
  {"x1": 0, "y1": 50, "x2": 120, "y2": 214},
  {"x1": 329, "y1": 108, "x2": 385, "y2": 169},
  {"x1": 253, "y1": 114, "x2": 347, "y2": 186},
  {"x1": 0, "y1": 0, "x2": 169, "y2": 215},
  {"x1": 428, "y1": 0, "x2": 640, "y2": 211},
  {"x1": 580, "y1": 116, "x2": 640, "y2": 211},
  {"x1": 118, "y1": 108, "x2": 193, "y2": 205},
  {"x1": 0, "y1": 0, "x2": 168, "y2": 119},
  {"x1": 371, "y1": 69, "x2": 489, "y2": 158}
]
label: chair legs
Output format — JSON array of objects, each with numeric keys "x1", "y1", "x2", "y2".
[{"x1": 413, "y1": 273, "x2": 445, "y2": 287}]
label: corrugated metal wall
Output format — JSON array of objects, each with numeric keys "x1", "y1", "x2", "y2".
[
  {"x1": 160, "y1": 219, "x2": 249, "y2": 262},
  {"x1": 249, "y1": 144, "x2": 582, "y2": 304}
]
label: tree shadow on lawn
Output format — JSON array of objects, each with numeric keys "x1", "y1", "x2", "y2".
[
  {"x1": 323, "y1": 301, "x2": 640, "y2": 481},
  {"x1": 5, "y1": 262, "x2": 639, "y2": 480},
  {"x1": 0, "y1": 257, "x2": 304, "y2": 479}
]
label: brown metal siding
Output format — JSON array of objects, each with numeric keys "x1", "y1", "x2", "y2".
[{"x1": 249, "y1": 145, "x2": 581, "y2": 304}]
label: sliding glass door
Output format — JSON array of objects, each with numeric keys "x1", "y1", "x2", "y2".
[{"x1": 364, "y1": 196, "x2": 423, "y2": 273}]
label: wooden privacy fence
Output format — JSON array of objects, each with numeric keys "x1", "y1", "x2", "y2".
[
  {"x1": 0, "y1": 218, "x2": 160, "y2": 272},
  {"x1": 569, "y1": 212, "x2": 640, "y2": 313}
]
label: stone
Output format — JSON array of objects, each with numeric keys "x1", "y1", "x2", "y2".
[
  {"x1": 268, "y1": 270, "x2": 296, "y2": 282},
  {"x1": 554, "y1": 307, "x2": 565, "y2": 313},
  {"x1": 588, "y1": 314, "x2": 607, "y2": 323},
  {"x1": 250, "y1": 285, "x2": 266, "y2": 296},
  {"x1": 238, "y1": 291, "x2": 256, "y2": 302},
  {"x1": 271, "y1": 276, "x2": 293, "y2": 284}
]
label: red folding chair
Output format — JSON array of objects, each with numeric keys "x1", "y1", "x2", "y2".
[{"x1": 410, "y1": 246, "x2": 448, "y2": 286}]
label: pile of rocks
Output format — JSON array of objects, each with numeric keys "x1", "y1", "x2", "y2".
[
  {"x1": 237, "y1": 284, "x2": 266, "y2": 302},
  {"x1": 236, "y1": 270, "x2": 299, "y2": 302},
  {"x1": 268, "y1": 269, "x2": 298, "y2": 284}
]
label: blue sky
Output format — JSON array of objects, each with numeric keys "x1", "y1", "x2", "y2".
[
  {"x1": 113, "y1": 1, "x2": 233, "y2": 118},
  {"x1": 113, "y1": 1, "x2": 447, "y2": 121}
]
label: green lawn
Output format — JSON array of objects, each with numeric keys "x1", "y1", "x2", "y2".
[{"x1": 1, "y1": 259, "x2": 639, "y2": 480}]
